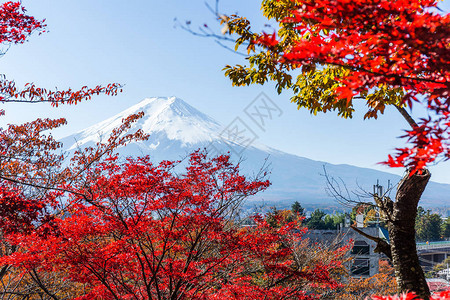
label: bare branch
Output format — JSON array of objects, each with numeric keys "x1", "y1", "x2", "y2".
[
  {"x1": 350, "y1": 225, "x2": 392, "y2": 260},
  {"x1": 174, "y1": 0, "x2": 249, "y2": 56},
  {"x1": 322, "y1": 165, "x2": 373, "y2": 208}
]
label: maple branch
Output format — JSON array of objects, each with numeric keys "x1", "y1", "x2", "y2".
[
  {"x1": 0, "y1": 265, "x2": 10, "y2": 282},
  {"x1": 322, "y1": 165, "x2": 374, "y2": 208},
  {"x1": 350, "y1": 225, "x2": 392, "y2": 260},
  {"x1": 0, "y1": 99, "x2": 84, "y2": 103},
  {"x1": 29, "y1": 269, "x2": 60, "y2": 300},
  {"x1": 134, "y1": 251, "x2": 152, "y2": 296},
  {"x1": 0, "y1": 242, "x2": 16, "y2": 282},
  {"x1": 83, "y1": 264, "x2": 122, "y2": 300},
  {"x1": 182, "y1": 1, "x2": 448, "y2": 88},
  {"x1": 0, "y1": 175, "x2": 85, "y2": 198},
  {"x1": 316, "y1": 60, "x2": 448, "y2": 86},
  {"x1": 0, "y1": 79, "x2": 123, "y2": 106},
  {"x1": 394, "y1": 105, "x2": 418, "y2": 130}
]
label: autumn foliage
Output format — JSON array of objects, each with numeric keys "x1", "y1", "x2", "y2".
[
  {"x1": 1, "y1": 0, "x2": 449, "y2": 299},
  {"x1": 223, "y1": 0, "x2": 449, "y2": 174},
  {"x1": 0, "y1": 1, "x2": 121, "y2": 109},
  {"x1": 0, "y1": 149, "x2": 354, "y2": 299},
  {"x1": 0, "y1": 1, "x2": 45, "y2": 45},
  {"x1": 330, "y1": 260, "x2": 397, "y2": 300}
]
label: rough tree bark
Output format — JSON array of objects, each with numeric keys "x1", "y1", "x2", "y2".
[
  {"x1": 390, "y1": 170, "x2": 431, "y2": 298},
  {"x1": 370, "y1": 169, "x2": 431, "y2": 299}
]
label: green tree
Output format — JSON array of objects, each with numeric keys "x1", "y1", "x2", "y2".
[
  {"x1": 332, "y1": 213, "x2": 346, "y2": 228},
  {"x1": 416, "y1": 206, "x2": 426, "y2": 224},
  {"x1": 323, "y1": 213, "x2": 345, "y2": 230},
  {"x1": 306, "y1": 209, "x2": 340, "y2": 230},
  {"x1": 291, "y1": 201, "x2": 305, "y2": 216},
  {"x1": 416, "y1": 210, "x2": 443, "y2": 242},
  {"x1": 442, "y1": 217, "x2": 450, "y2": 239},
  {"x1": 323, "y1": 214, "x2": 335, "y2": 230},
  {"x1": 306, "y1": 209, "x2": 327, "y2": 229}
]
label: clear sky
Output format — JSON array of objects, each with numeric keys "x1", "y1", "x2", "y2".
[{"x1": 1, "y1": 0, "x2": 449, "y2": 184}]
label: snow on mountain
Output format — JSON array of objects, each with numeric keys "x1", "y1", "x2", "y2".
[
  {"x1": 61, "y1": 97, "x2": 271, "y2": 156},
  {"x1": 60, "y1": 96, "x2": 450, "y2": 208},
  {"x1": 63, "y1": 97, "x2": 221, "y2": 148}
]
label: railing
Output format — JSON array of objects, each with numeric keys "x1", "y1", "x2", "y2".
[{"x1": 417, "y1": 241, "x2": 450, "y2": 250}]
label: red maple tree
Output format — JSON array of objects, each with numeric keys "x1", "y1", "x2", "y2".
[
  {"x1": 225, "y1": 0, "x2": 449, "y2": 174},
  {"x1": 0, "y1": 151, "x2": 348, "y2": 299},
  {"x1": 0, "y1": 2, "x2": 141, "y2": 295}
]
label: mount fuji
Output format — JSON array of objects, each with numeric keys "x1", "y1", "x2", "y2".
[{"x1": 60, "y1": 97, "x2": 450, "y2": 209}]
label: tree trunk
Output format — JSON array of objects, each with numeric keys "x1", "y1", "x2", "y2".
[{"x1": 388, "y1": 169, "x2": 431, "y2": 299}]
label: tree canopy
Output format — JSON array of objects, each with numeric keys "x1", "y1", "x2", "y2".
[{"x1": 222, "y1": 0, "x2": 449, "y2": 174}]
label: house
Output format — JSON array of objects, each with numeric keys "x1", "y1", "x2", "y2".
[{"x1": 304, "y1": 226, "x2": 388, "y2": 277}]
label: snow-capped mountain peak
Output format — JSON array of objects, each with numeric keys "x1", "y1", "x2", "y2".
[{"x1": 61, "y1": 96, "x2": 222, "y2": 150}]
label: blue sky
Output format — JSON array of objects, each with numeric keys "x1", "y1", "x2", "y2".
[{"x1": 1, "y1": 0, "x2": 449, "y2": 184}]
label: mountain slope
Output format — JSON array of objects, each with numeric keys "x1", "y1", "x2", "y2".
[{"x1": 60, "y1": 97, "x2": 450, "y2": 207}]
